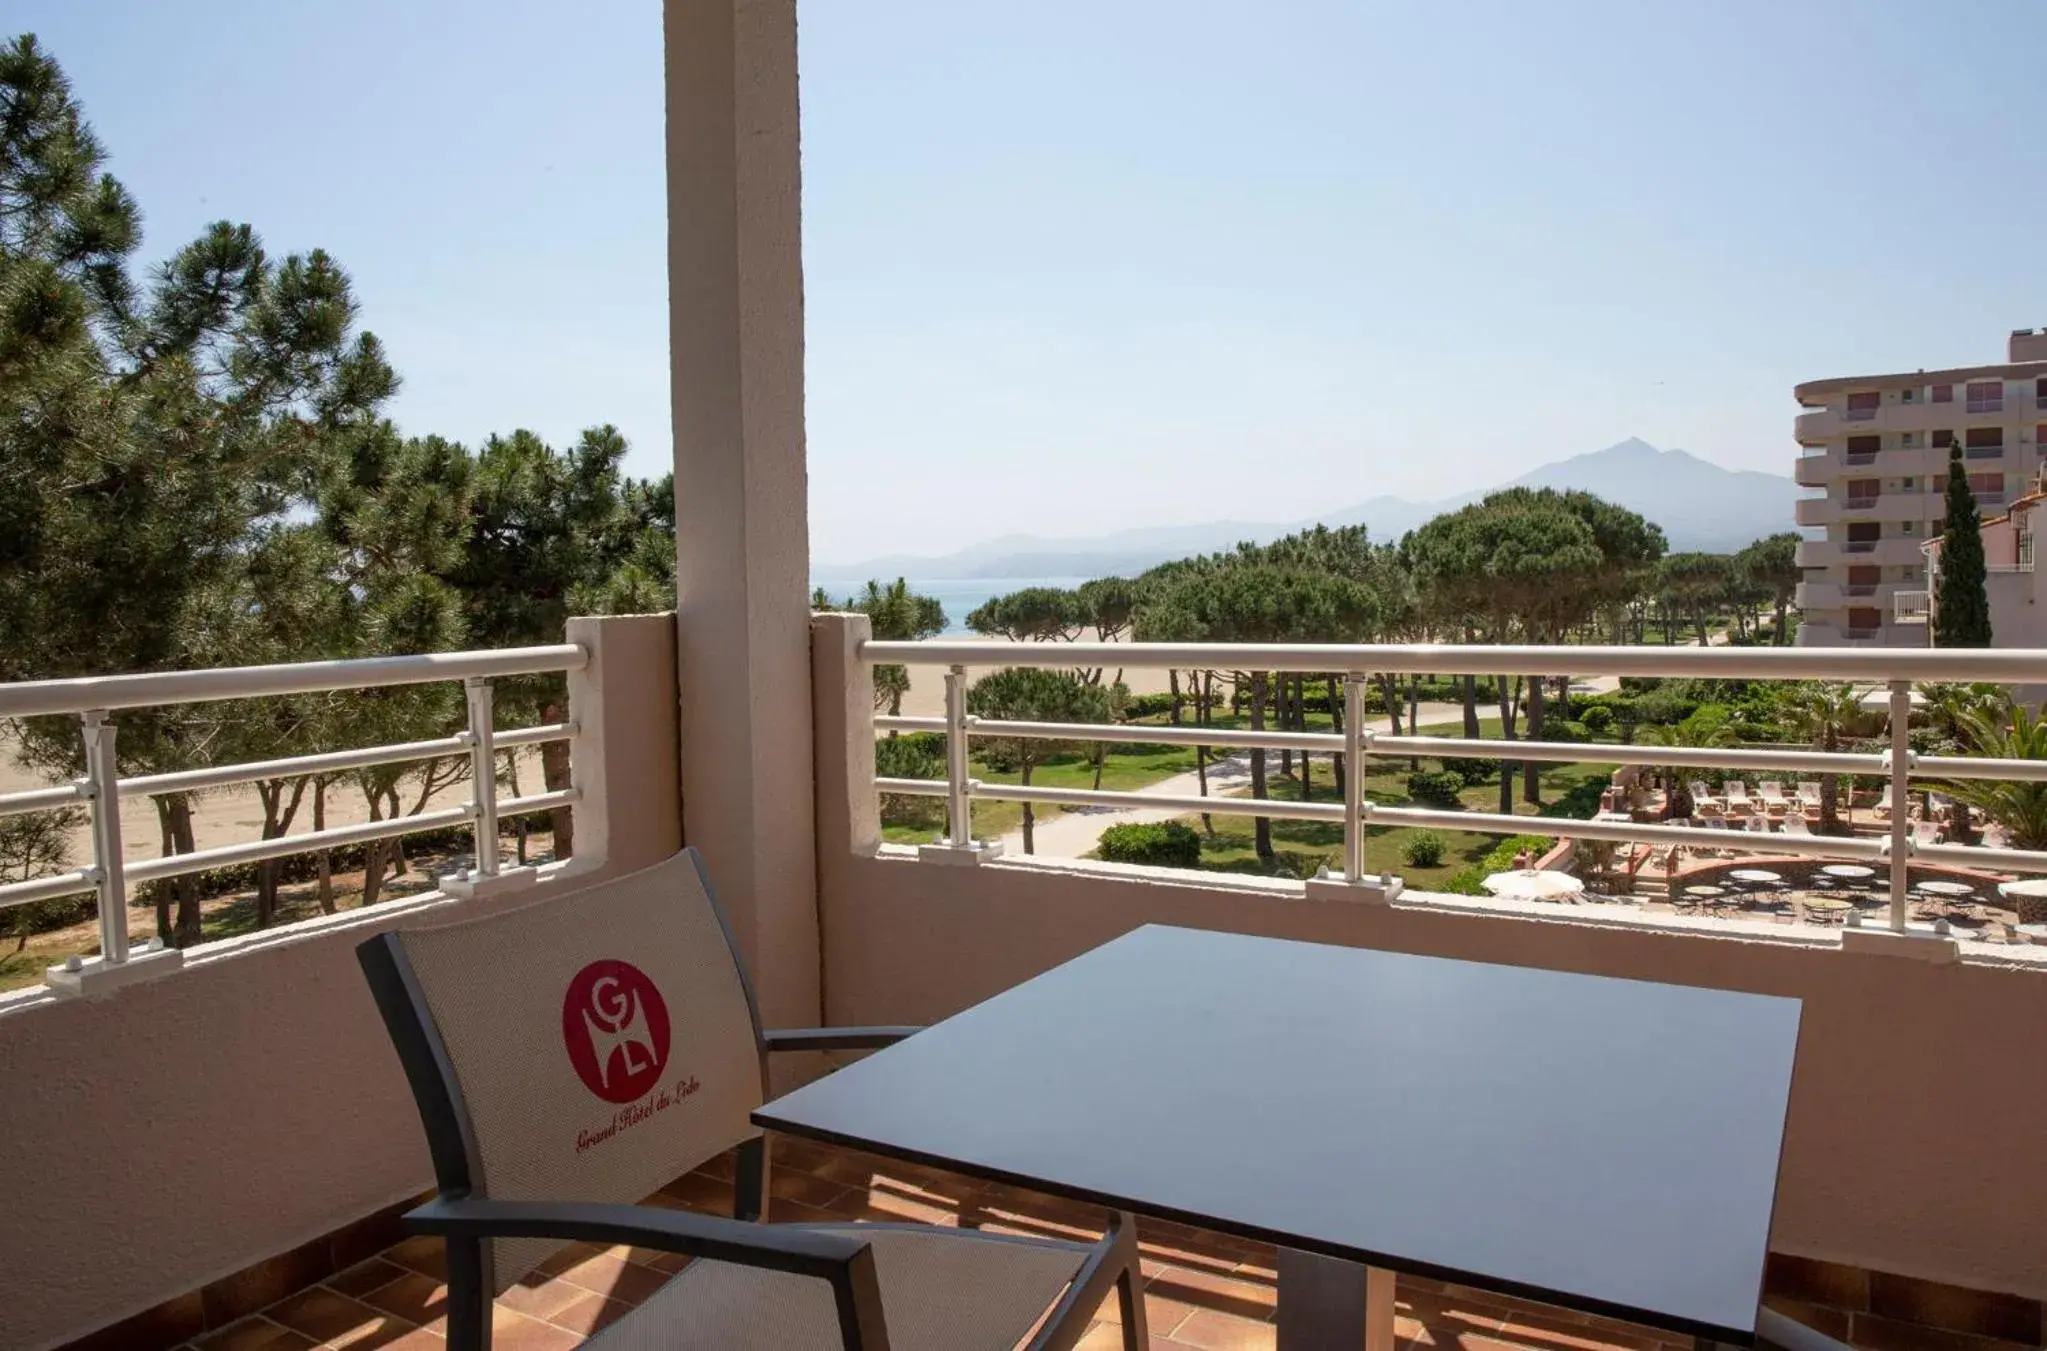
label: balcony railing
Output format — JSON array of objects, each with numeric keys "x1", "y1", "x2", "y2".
[
  {"x1": 0, "y1": 645, "x2": 586, "y2": 995},
  {"x1": 1844, "y1": 540, "x2": 1879, "y2": 553},
  {"x1": 1893, "y1": 592, "x2": 1930, "y2": 624},
  {"x1": 865, "y1": 639, "x2": 2047, "y2": 947},
  {"x1": 1966, "y1": 398, "x2": 2005, "y2": 415},
  {"x1": 1843, "y1": 407, "x2": 1879, "y2": 422}
]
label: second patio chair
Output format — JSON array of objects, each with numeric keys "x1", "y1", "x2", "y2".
[{"x1": 358, "y1": 848, "x2": 1147, "y2": 1351}]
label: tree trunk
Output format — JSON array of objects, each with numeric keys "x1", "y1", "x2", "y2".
[
  {"x1": 542, "y1": 700, "x2": 573, "y2": 859},
  {"x1": 1328, "y1": 675, "x2": 1346, "y2": 796},
  {"x1": 1020, "y1": 761, "x2": 1036, "y2": 855},
  {"x1": 1461, "y1": 673, "x2": 1480, "y2": 738},
  {"x1": 1196, "y1": 673, "x2": 1214, "y2": 835},
  {"x1": 1279, "y1": 676, "x2": 1294, "y2": 777},
  {"x1": 1496, "y1": 678, "x2": 1520, "y2": 815},
  {"x1": 313, "y1": 778, "x2": 335, "y2": 914},
  {"x1": 361, "y1": 785, "x2": 388, "y2": 907},
  {"x1": 1407, "y1": 676, "x2": 1421, "y2": 770},
  {"x1": 152, "y1": 802, "x2": 173, "y2": 945},
  {"x1": 253, "y1": 776, "x2": 309, "y2": 928},
  {"x1": 1299, "y1": 683, "x2": 1314, "y2": 800},
  {"x1": 1775, "y1": 598, "x2": 1789, "y2": 644},
  {"x1": 166, "y1": 795, "x2": 201, "y2": 948},
  {"x1": 1523, "y1": 673, "x2": 1545, "y2": 805},
  {"x1": 1250, "y1": 671, "x2": 1273, "y2": 862},
  {"x1": 1168, "y1": 670, "x2": 1182, "y2": 726}
]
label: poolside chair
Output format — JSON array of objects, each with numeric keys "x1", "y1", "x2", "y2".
[
  {"x1": 1913, "y1": 821, "x2": 1942, "y2": 849},
  {"x1": 1688, "y1": 779, "x2": 1721, "y2": 810},
  {"x1": 1725, "y1": 782, "x2": 1752, "y2": 814},
  {"x1": 1758, "y1": 780, "x2": 1786, "y2": 805},
  {"x1": 1746, "y1": 814, "x2": 1769, "y2": 834},
  {"x1": 1782, "y1": 813, "x2": 1811, "y2": 836},
  {"x1": 1796, "y1": 781, "x2": 1823, "y2": 812},
  {"x1": 357, "y1": 849, "x2": 1147, "y2": 1351}
]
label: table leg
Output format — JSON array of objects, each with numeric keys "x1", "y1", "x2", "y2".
[{"x1": 1275, "y1": 1249, "x2": 1396, "y2": 1351}]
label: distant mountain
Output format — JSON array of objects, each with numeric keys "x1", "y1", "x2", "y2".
[{"x1": 816, "y1": 439, "x2": 1795, "y2": 581}]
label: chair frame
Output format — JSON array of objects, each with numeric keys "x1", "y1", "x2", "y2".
[{"x1": 360, "y1": 849, "x2": 1146, "y2": 1351}]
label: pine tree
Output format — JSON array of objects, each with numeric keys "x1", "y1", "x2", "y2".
[{"x1": 1934, "y1": 446, "x2": 1992, "y2": 648}]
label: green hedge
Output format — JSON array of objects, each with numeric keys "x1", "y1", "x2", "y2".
[
  {"x1": 1404, "y1": 770, "x2": 1464, "y2": 806},
  {"x1": 1441, "y1": 834, "x2": 1555, "y2": 896},
  {"x1": 1098, "y1": 822, "x2": 1202, "y2": 868},
  {"x1": 1438, "y1": 757, "x2": 1494, "y2": 785}
]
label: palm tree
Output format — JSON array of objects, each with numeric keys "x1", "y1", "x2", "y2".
[
  {"x1": 1781, "y1": 683, "x2": 1866, "y2": 833},
  {"x1": 1916, "y1": 683, "x2": 2011, "y2": 840},
  {"x1": 1938, "y1": 705, "x2": 2047, "y2": 850},
  {"x1": 1638, "y1": 707, "x2": 1737, "y2": 819}
]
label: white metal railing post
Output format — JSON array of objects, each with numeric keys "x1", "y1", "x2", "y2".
[
  {"x1": 79, "y1": 710, "x2": 129, "y2": 965},
  {"x1": 945, "y1": 665, "x2": 972, "y2": 848},
  {"x1": 1343, "y1": 675, "x2": 1365, "y2": 883},
  {"x1": 464, "y1": 677, "x2": 500, "y2": 877},
  {"x1": 1887, "y1": 680, "x2": 1913, "y2": 931}
]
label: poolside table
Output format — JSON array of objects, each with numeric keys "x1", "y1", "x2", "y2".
[
  {"x1": 756, "y1": 925, "x2": 1803, "y2": 1349},
  {"x1": 1820, "y1": 865, "x2": 1875, "y2": 884},
  {"x1": 1916, "y1": 880, "x2": 1976, "y2": 899}
]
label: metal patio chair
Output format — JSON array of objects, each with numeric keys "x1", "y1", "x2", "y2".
[{"x1": 358, "y1": 848, "x2": 1146, "y2": 1351}]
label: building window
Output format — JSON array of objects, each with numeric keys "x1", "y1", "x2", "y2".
[
  {"x1": 1902, "y1": 477, "x2": 1917, "y2": 489},
  {"x1": 1967, "y1": 380, "x2": 2004, "y2": 413},
  {"x1": 1845, "y1": 391, "x2": 1881, "y2": 421},
  {"x1": 2022, "y1": 531, "x2": 2037, "y2": 569},
  {"x1": 1933, "y1": 429, "x2": 1956, "y2": 448},
  {"x1": 1933, "y1": 383, "x2": 1954, "y2": 403},
  {"x1": 1900, "y1": 431, "x2": 1919, "y2": 448},
  {"x1": 1970, "y1": 471, "x2": 2005, "y2": 496},
  {"x1": 1902, "y1": 388, "x2": 1918, "y2": 403},
  {"x1": 1846, "y1": 477, "x2": 1881, "y2": 504}
]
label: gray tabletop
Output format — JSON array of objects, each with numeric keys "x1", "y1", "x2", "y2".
[{"x1": 755, "y1": 925, "x2": 1802, "y2": 1345}]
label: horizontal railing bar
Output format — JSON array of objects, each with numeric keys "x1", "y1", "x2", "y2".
[
  {"x1": 1370, "y1": 806, "x2": 1892, "y2": 860},
  {"x1": 0, "y1": 782, "x2": 88, "y2": 819},
  {"x1": 125, "y1": 806, "x2": 473, "y2": 884},
  {"x1": 0, "y1": 869, "x2": 96, "y2": 910},
  {"x1": 0, "y1": 645, "x2": 587, "y2": 719},
  {"x1": 1912, "y1": 755, "x2": 2047, "y2": 783},
  {"x1": 496, "y1": 722, "x2": 575, "y2": 748},
  {"x1": 1372, "y1": 736, "x2": 1883, "y2": 775},
  {"x1": 876, "y1": 777, "x2": 948, "y2": 796},
  {"x1": 1913, "y1": 841, "x2": 2047, "y2": 871},
  {"x1": 862, "y1": 639, "x2": 2047, "y2": 682},
  {"x1": 120, "y1": 737, "x2": 469, "y2": 798},
  {"x1": 874, "y1": 716, "x2": 946, "y2": 734},
  {"x1": 973, "y1": 782, "x2": 1345, "y2": 822},
  {"x1": 500, "y1": 789, "x2": 577, "y2": 816},
  {"x1": 973, "y1": 719, "x2": 1342, "y2": 752}
]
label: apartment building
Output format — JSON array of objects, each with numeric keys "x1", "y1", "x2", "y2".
[
  {"x1": 1793, "y1": 327, "x2": 2047, "y2": 645},
  {"x1": 1917, "y1": 468, "x2": 2047, "y2": 646}
]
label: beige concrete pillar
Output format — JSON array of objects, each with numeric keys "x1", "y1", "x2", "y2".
[
  {"x1": 566, "y1": 613, "x2": 683, "y2": 880},
  {"x1": 811, "y1": 612, "x2": 881, "y2": 864},
  {"x1": 664, "y1": 0, "x2": 820, "y2": 1027}
]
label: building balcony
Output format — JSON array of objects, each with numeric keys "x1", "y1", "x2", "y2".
[
  {"x1": 1794, "y1": 409, "x2": 1840, "y2": 440},
  {"x1": 1795, "y1": 496, "x2": 1839, "y2": 527},
  {"x1": 1793, "y1": 580, "x2": 1842, "y2": 609},
  {"x1": 1795, "y1": 451, "x2": 1832, "y2": 487},
  {"x1": 5, "y1": 619, "x2": 2047, "y2": 1351},
  {"x1": 1894, "y1": 590, "x2": 1930, "y2": 624}
]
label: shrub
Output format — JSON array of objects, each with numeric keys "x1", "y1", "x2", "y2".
[
  {"x1": 1405, "y1": 770, "x2": 1464, "y2": 806},
  {"x1": 1121, "y1": 691, "x2": 1180, "y2": 719},
  {"x1": 1098, "y1": 821, "x2": 1202, "y2": 868},
  {"x1": 1439, "y1": 756, "x2": 1494, "y2": 786},
  {"x1": 875, "y1": 734, "x2": 946, "y2": 826},
  {"x1": 1442, "y1": 833, "x2": 1555, "y2": 895},
  {"x1": 1402, "y1": 830, "x2": 1447, "y2": 867},
  {"x1": 1541, "y1": 719, "x2": 1591, "y2": 745},
  {"x1": 1578, "y1": 705, "x2": 1614, "y2": 736}
]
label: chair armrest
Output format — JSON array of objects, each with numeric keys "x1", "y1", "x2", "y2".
[
  {"x1": 763, "y1": 1026, "x2": 922, "y2": 1053},
  {"x1": 407, "y1": 1195, "x2": 866, "y2": 1279}
]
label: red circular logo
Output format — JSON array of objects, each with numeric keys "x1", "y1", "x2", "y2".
[{"x1": 562, "y1": 960, "x2": 671, "y2": 1104}]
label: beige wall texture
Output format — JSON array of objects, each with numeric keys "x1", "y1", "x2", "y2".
[
  {"x1": 665, "y1": 0, "x2": 821, "y2": 1034},
  {"x1": 0, "y1": 613, "x2": 684, "y2": 1351},
  {"x1": 809, "y1": 614, "x2": 2047, "y2": 1304}
]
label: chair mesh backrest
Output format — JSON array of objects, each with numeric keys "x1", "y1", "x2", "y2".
[{"x1": 393, "y1": 850, "x2": 763, "y2": 1291}]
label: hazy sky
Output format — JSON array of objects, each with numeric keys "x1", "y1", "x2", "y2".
[{"x1": 16, "y1": 2, "x2": 2047, "y2": 563}]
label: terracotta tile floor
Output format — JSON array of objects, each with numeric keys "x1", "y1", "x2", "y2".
[{"x1": 179, "y1": 1136, "x2": 1702, "y2": 1351}]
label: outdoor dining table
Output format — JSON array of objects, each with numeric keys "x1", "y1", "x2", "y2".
[
  {"x1": 1728, "y1": 869, "x2": 1783, "y2": 888},
  {"x1": 1916, "y1": 880, "x2": 1976, "y2": 899},
  {"x1": 754, "y1": 925, "x2": 1803, "y2": 1349},
  {"x1": 1820, "y1": 864, "x2": 1875, "y2": 883}
]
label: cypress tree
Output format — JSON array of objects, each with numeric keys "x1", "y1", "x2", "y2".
[{"x1": 1933, "y1": 446, "x2": 1992, "y2": 647}]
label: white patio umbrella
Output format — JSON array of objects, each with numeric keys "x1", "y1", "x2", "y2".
[{"x1": 1482, "y1": 869, "x2": 1586, "y2": 901}]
